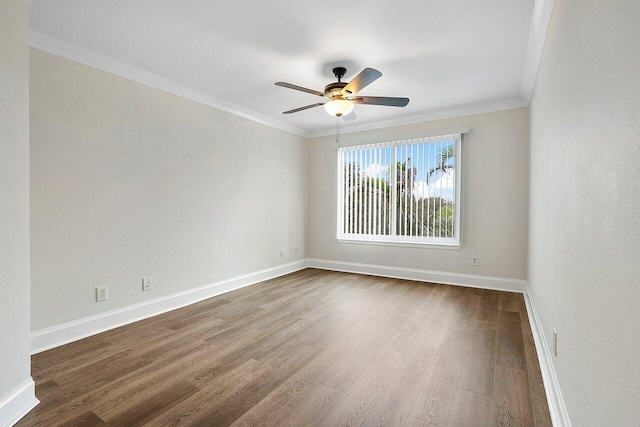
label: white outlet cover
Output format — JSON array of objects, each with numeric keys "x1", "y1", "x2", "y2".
[
  {"x1": 143, "y1": 277, "x2": 152, "y2": 291},
  {"x1": 96, "y1": 286, "x2": 108, "y2": 302}
]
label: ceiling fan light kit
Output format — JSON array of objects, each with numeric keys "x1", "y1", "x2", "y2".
[
  {"x1": 276, "y1": 67, "x2": 409, "y2": 120},
  {"x1": 324, "y1": 99, "x2": 354, "y2": 117}
]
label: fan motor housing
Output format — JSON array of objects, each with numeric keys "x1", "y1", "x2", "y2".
[{"x1": 324, "y1": 82, "x2": 347, "y2": 98}]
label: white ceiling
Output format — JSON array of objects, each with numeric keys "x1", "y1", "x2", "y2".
[{"x1": 29, "y1": 0, "x2": 541, "y2": 136}]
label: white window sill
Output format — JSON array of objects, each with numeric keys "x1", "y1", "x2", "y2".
[{"x1": 336, "y1": 238, "x2": 461, "y2": 250}]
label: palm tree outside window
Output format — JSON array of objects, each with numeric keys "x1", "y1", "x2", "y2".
[{"x1": 337, "y1": 133, "x2": 462, "y2": 246}]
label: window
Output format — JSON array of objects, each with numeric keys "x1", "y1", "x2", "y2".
[{"x1": 337, "y1": 133, "x2": 462, "y2": 246}]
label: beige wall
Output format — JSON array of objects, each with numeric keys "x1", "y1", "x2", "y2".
[
  {"x1": 308, "y1": 107, "x2": 530, "y2": 281},
  {"x1": 528, "y1": 0, "x2": 640, "y2": 424},
  {"x1": 0, "y1": 0, "x2": 32, "y2": 399},
  {"x1": 30, "y1": 49, "x2": 308, "y2": 330}
]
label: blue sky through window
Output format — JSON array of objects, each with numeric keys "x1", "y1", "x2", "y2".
[{"x1": 345, "y1": 139, "x2": 456, "y2": 201}]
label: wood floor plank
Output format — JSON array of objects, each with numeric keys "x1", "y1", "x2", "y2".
[
  {"x1": 498, "y1": 292, "x2": 526, "y2": 314},
  {"x1": 229, "y1": 334, "x2": 361, "y2": 426},
  {"x1": 57, "y1": 411, "x2": 105, "y2": 426},
  {"x1": 350, "y1": 293, "x2": 417, "y2": 336},
  {"x1": 292, "y1": 301, "x2": 373, "y2": 350},
  {"x1": 21, "y1": 269, "x2": 551, "y2": 427},
  {"x1": 19, "y1": 341, "x2": 216, "y2": 427},
  {"x1": 32, "y1": 339, "x2": 114, "y2": 381},
  {"x1": 520, "y1": 308, "x2": 553, "y2": 427},
  {"x1": 458, "y1": 320, "x2": 498, "y2": 396},
  {"x1": 155, "y1": 358, "x2": 273, "y2": 426},
  {"x1": 409, "y1": 329, "x2": 472, "y2": 426},
  {"x1": 164, "y1": 313, "x2": 225, "y2": 331},
  {"x1": 449, "y1": 387, "x2": 493, "y2": 426},
  {"x1": 317, "y1": 363, "x2": 395, "y2": 427},
  {"x1": 493, "y1": 364, "x2": 535, "y2": 427},
  {"x1": 414, "y1": 287, "x2": 460, "y2": 351},
  {"x1": 33, "y1": 379, "x2": 60, "y2": 400},
  {"x1": 404, "y1": 415, "x2": 439, "y2": 427},
  {"x1": 362, "y1": 345, "x2": 437, "y2": 427},
  {"x1": 319, "y1": 330, "x2": 389, "y2": 393},
  {"x1": 189, "y1": 344, "x2": 322, "y2": 426},
  {"x1": 319, "y1": 292, "x2": 422, "y2": 393},
  {"x1": 51, "y1": 353, "x2": 150, "y2": 398},
  {"x1": 88, "y1": 343, "x2": 215, "y2": 419},
  {"x1": 258, "y1": 383, "x2": 342, "y2": 427},
  {"x1": 478, "y1": 289, "x2": 500, "y2": 323},
  {"x1": 101, "y1": 381, "x2": 200, "y2": 427},
  {"x1": 371, "y1": 285, "x2": 446, "y2": 370},
  {"x1": 496, "y1": 310, "x2": 527, "y2": 370},
  {"x1": 448, "y1": 291, "x2": 482, "y2": 334}
]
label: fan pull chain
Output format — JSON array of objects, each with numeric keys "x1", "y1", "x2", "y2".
[{"x1": 335, "y1": 116, "x2": 341, "y2": 149}]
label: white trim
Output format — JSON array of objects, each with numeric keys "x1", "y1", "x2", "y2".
[
  {"x1": 454, "y1": 133, "x2": 463, "y2": 246},
  {"x1": 30, "y1": 0, "x2": 556, "y2": 141},
  {"x1": 521, "y1": 0, "x2": 557, "y2": 101},
  {"x1": 31, "y1": 260, "x2": 308, "y2": 354},
  {"x1": 308, "y1": 258, "x2": 526, "y2": 293},
  {"x1": 336, "y1": 133, "x2": 463, "y2": 247},
  {"x1": 308, "y1": 98, "x2": 528, "y2": 138},
  {"x1": 28, "y1": 30, "x2": 308, "y2": 138},
  {"x1": 523, "y1": 287, "x2": 571, "y2": 427},
  {"x1": 334, "y1": 127, "x2": 471, "y2": 148},
  {"x1": 309, "y1": 259, "x2": 566, "y2": 422},
  {"x1": 25, "y1": 259, "x2": 563, "y2": 424},
  {"x1": 0, "y1": 379, "x2": 38, "y2": 427},
  {"x1": 28, "y1": 30, "x2": 532, "y2": 139},
  {"x1": 336, "y1": 239, "x2": 461, "y2": 251}
]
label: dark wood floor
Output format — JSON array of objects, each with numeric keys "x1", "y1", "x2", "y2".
[{"x1": 20, "y1": 269, "x2": 552, "y2": 426}]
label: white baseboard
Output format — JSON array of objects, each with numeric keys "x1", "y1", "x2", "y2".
[
  {"x1": 309, "y1": 258, "x2": 568, "y2": 424},
  {"x1": 523, "y1": 287, "x2": 571, "y2": 427},
  {"x1": 28, "y1": 258, "x2": 565, "y2": 425},
  {"x1": 31, "y1": 260, "x2": 308, "y2": 354},
  {"x1": 308, "y1": 258, "x2": 527, "y2": 293},
  {"x1": 0, "y1": 379, "x2": 38, "y2": 427}
]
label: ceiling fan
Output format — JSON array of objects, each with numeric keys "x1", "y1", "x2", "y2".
[{"x1": 275, "y1": 67, "x2": 409, "y2": 121}]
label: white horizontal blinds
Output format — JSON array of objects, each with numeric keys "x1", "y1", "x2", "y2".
[{"x1": 337, "y1": 134, "x2": 459, "y2": 245}]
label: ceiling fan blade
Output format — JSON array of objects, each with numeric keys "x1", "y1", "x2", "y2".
[
  {"x1": 275, "y1": 82, "x2": 328, "y2": 98},
  {"x1": 353, "y1": 96, "x2": 410, "y2": 107},
  {"x1": 282, "y1": 103, "x2": 325, "y2": 114},
  {"x1": 341, "y1": 68, "x2": 382, "y2": 96},
  {"x1": 342, "y1": 111, "x2": 357, "y2": 122}
]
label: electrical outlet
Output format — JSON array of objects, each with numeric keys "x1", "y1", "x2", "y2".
[
  {"x1": 142, "y1": 277, "x2": 152, "y2": 292},
  {"x1": 471, "y1": 256, "x2": 480, "y2": 266},
  {"x1": 96, "y1": 286, "x2": 108, "y2": 302},
  {"x1": 553, "y1": 329, "x2": 558, "y2": 357},
  {"x1": 279, "y1": 249, "x2": 285, "y2": 258},
  {"x1": 294, "y1": 247, "x2": 298, "y2": 255}
]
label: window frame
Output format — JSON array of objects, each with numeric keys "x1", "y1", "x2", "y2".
[{"x1": 336, "y1": 133, "x2": 463, "y2": 248}]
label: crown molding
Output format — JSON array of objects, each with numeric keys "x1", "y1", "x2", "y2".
[
  {"x1": 521, "y1": 0, "x2": 557, "y2": 102},
  {"x1": 307, "y1": 97, "x2": 529, "y2": 138},
  {"x1": 29, "y1": 30, "x2": 309, "y2": 138},
  {"x1": 31, "y1": 0, "x2": 554, "y2": 141}
]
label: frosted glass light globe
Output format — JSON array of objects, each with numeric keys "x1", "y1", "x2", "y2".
[{"x1": 324, "y1": 99, "x2": 354, "y2": 117}]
